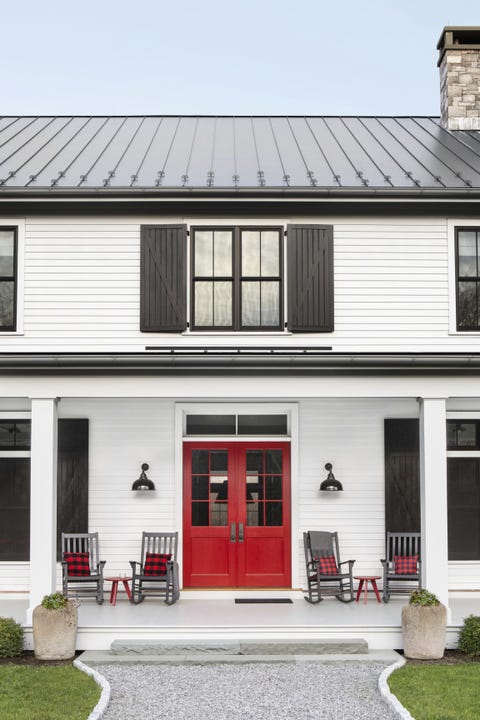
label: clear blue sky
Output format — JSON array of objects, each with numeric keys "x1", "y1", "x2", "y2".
[{"x1": 2, "y1": 0, "x2": 480, "y2": 116}]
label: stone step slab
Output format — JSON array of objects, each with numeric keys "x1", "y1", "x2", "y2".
[{"x1": 110, "y1": 638, "x2": 368, "y2": 656}]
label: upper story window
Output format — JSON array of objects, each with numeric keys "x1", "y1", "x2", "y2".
[
  {"x1": 191, "y1": 227, "x2": 282, "y2": 331},
  {"x1": 140, "y1": 223, "x2": 333, "y2": 334},
  {"x1": 456, "y1": 228, "x2": 480, "y2": 330},
  {"x1": 0, "y1": 228, "x2": 17, "y2": 331}
]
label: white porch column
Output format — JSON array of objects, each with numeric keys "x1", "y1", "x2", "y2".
[
  {"x1": 28, "y1": 398, "x2": 58, "y2": 621},
  {"x1": 418, "y1": 397, "x2": 449, "y2": 609}
]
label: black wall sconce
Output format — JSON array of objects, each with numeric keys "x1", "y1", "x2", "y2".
[
  {"x1": 320, "y1": 462, "x2": 343, "y2": 492},
  {"x1": 132, "y1": 463, "x2": 156, "y2": 491}
]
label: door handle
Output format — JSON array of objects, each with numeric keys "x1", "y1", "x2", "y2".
[
  {"x1": 230, "y1": 522, "x2": 236, "y2": 542},
  {"x1": 238, "y1": 523, "x2": 244, "y2": 543}
]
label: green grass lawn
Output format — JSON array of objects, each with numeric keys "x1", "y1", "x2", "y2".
[
  {"x1": 389, "y1": 664, "x2": 480, "y2": 720},
  {"x1": 0, "y1": 665, "x2": 100, "y2": 720}
]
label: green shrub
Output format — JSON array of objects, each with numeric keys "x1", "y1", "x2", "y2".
[
  {"x1": 458, "y1": 615, "x2": 480, "y2": 657},
  {"x1": 41, "y1": 592, "x2": 69, "y2": 610},
  {"x1": 0, "y1": 616, "x2": 24, "y2": 658},
  {"x1": 409, "y1": 589, "x2": 440, "y2": 606}
]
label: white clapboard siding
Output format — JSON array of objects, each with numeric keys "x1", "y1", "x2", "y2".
[
  {"x1": 1, "y1": 212, "x2": 474, "y2": 351},
  {"x1": 448, "y1": 564, "x2": 480, "y2": 591},
  {"x1": 0, "y1": 564, "x2": 29, "y2": 592}
]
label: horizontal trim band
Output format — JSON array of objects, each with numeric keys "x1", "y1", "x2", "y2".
[{"x1": 2, "y1": 351, "x2": 480, "y2": 375}]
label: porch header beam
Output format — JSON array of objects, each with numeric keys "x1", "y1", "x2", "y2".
[{"x1": 3, "y1": 351, "x2": 480, "y2": 375}]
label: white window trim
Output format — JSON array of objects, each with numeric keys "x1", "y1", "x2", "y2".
[
  {"x1": 0, "y1": 219, "x2": 25, "y2": 335},
  {"x1": 448, "y1": 218, "x2": 480, "y2": 335}
]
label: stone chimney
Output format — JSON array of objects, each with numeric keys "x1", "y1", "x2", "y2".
[{"x1": 438, "y1": 27, "x2": 480, "y2": 130}]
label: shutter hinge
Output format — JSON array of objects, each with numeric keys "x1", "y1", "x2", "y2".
[
  {"x1": 186, "y1": 230, "x2": 190, "y2": 236},
  {"x1": 186, "y1": 322, "x2": 190, "y2": 328},
  {"x1": 284, "y1": 230, "x2": 288, "y2": 237}
]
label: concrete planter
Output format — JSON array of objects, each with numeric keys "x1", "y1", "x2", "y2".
[
  {"x1": 402, "y1": 603, "x2": 447, "y2": 660},
  {"x1": 32, "y1": 601, "x2": 78, "y2": 660}
]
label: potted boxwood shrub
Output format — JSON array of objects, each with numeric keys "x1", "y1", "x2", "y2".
[
  {"x1": 32, "y1": 592, "x2": 78, "y2": 660},
  {"x1": 402, "y1": 589, "x2": 447, "y2": 660}
]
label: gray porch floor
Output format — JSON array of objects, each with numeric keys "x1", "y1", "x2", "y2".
[{"x1": 2, "y1": 591, "x2": 478, "y2": 650}]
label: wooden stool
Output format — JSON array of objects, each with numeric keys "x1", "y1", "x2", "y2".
[
  {"x1": 105, "y1": 576, "x2": 132, "y2": 605},
  {"x1": 354, "y1": 576, "x2": 381, "y2": 604}
]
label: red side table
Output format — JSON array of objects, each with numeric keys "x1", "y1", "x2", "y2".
[
  {"x1": 354, "y1": 575, "x2": 381, "y2": 604},
  {"x1": 105, "y1": 576, "x2": 132, "y2": 605}
]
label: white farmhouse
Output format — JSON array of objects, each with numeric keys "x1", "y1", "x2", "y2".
[{"x1": 1, "y1": 26, "x2": 480, "y2": 650}]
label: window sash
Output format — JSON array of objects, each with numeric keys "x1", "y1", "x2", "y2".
[
  {"x1": 456, "y1": 228, "x2": 480, "y2": 331},
  {"x1": 0, "y1": 227, "x2": 17, "y2": 332},
  {"x1": 191, "y1": 226, "x2": 283, "y2": 331}
]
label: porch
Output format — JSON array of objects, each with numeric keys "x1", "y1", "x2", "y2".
[{"x1": 3, "y1": 591, "x2": 478, "y2": 652}]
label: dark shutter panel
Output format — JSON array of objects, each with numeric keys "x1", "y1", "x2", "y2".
[
  {"x1": 286, "y1": 224, "x2": 334, "y2": 332},
  {"x1": 140, "y1": 224, "x2": 187, "y2": 332},
  {"x1": 57, "y1": 419, "x2": 88, "y2": 560},
  {"x1": 384, "y1": 419, "x2": 420, "y2": 533}
]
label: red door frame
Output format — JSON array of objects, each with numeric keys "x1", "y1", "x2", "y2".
[{"x1": 183, "y1": 441, "x2": 291, "y2": 588}]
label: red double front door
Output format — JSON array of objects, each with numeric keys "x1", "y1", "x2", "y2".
[{"x1": 183, "y1": 441, "x2": 291, "y2": 588}]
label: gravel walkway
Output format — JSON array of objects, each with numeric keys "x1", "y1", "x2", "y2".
[{"x1": 92, "y1": 662, "x2": 399, "y2": 720}]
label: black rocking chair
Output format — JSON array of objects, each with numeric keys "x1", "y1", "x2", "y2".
[
  {"x1": 61, "y1": 532, "x2": 106, "y2": 605},
  {"x1": 130, "y1": 531, "x2": 180, "y2": 605},
  {"x1": 303, "y1": 531, "x2": 355, "y2": 603},
  {"x1": 381, "y1": 532, "x2": 421, "y2": 603}
]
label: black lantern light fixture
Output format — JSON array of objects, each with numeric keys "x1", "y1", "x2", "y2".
[
  {"x1": 320, "y1": 462, "x2": 343, "y2": 492},
  {"x1": 132, "y1": 463, "x2": 155, "y2": 491}
]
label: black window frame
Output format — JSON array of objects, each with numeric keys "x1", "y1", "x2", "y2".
[
  {"x1": 455, "y1": 226, "x2": 480, "y2": 331},
  {"x1": 0, "y1": 226, "x2": 17, "y2": 332},
  {"x1": 190, "y1": 226, "x2": 284, "y2": 332}
]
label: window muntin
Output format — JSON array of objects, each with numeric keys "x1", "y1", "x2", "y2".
[
  {"x1": 0, "y1": 228, "x2": 16, "y2": 331},
  {"x1": 456, "y1": 228, "x2": 480, "y2": 330},
  {"x1": 191, "y1": 227, "x2": 282, "y2": 331},
  {"x1": 447, "y1": 420, "x2": 480, "y2": 450}
]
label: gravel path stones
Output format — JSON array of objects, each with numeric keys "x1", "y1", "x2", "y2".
[{"x1": 92, "y1": 662, "x2": 399, "y2": 720}]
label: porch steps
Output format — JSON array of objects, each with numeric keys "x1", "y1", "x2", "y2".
[
  {"x1": 109, "y1": 638, "x2": 369, "y2": 655},
  {"x1": 79, "y1": 640, "x2": 403, "y2": 666}
]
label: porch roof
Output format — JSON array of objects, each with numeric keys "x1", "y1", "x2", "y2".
[{"x1": 3, "y1": 350, "x2": 480, "y2": 374}]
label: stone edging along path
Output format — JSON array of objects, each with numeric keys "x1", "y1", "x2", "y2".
[
  {"x1": 379, "y1": 656, "x2": 416, "y2": 720},
  {"x1": 73, "y1": 658, "x2": 111, "y2": 720}
]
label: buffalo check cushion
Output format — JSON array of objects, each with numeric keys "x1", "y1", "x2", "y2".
[
  {"x1": 64, "y1": 552, "x2": 90, "y2": 577},
  {"x1": 394, "y1": 555, "x2": 418, "y2": 574},
  {"x1": 314, "y1": 555, "x2": 339, "y2": 575},
  {"x1": 144, "y1": 552, "x2": 172, "y2": 576}
]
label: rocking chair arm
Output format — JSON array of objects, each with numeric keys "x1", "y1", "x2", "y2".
[
  {"x1": 130, "y1": 560, "x2": 143, "y2": 577},
  {"x1": 338, "y1": 559, "x2": 355, "y2": 569},
  {"x1": 95, "y1": 560, "x2": 106, "y2": 574}
]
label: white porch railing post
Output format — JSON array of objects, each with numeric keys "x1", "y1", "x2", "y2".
[
  {"x1": 418, "y1": 397, "x2": 449, "y2": 609},
  {"x1": 27, "y1": 397, "x2": 58, "y2": 622}
]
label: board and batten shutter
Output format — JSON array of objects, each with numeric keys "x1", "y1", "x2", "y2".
[
  {"x1": 286, "y1": 224, "x2": 334, "y2": 332},
  {"x1": 140, "y1": 224, "x2": 188, "y2": 332},
  {"x1": 384, "y1": 419, "x2": 420, "y2": 534},
  {"x1": 56, "y1": 419, "x2": 89, "y2": 560}
]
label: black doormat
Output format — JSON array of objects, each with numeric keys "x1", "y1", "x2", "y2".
[{"x1": 234, "y1": 598, "x2": 293, "y2": 604}]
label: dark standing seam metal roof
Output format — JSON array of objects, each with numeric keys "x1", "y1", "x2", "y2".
[{"x1": 0, "y1": 116, "x2": 479, "y2": 192}]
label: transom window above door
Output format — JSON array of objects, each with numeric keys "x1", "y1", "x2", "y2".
[{"x1": 191, "y1": 227, "x2": 282, "y2": 331}]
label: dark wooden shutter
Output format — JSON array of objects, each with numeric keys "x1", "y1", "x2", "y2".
[
  {"x1": 384, "y1": 419, "x2": 420, "y2": 533},
  {"x1": 140, "y1": 224, "x2": 187, "y2": 332},
  {"x1": 57, "y1": 419, "x2": 88, "y2": 560},
  {"x1": 286, "y1": 224, "x2": 334, "y2": 332}
]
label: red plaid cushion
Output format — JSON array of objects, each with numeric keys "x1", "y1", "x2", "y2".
[
  {"x1": 144, "y1": 552, "x2": 172, "y2": 576},
  {"x1": 64, "y1": 552, "x2": 90, "y2": 577},
  {"x1": 314, "y1": 555, "x2": 338, "y2": 575},
  {"x1": 394, "y1": 555, "x2": 418, "y2": 574}
]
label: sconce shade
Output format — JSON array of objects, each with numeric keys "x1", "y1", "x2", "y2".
[
  {"x1": 132, "y1": 463, "x2": 155, "y2": 491},
  {"x1": 320, "y1": 462, "x2": 343, "y2": 492}
]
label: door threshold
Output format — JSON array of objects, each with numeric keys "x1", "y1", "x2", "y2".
[{"x1": 180, "y1": 589, "x2": 303, "y2": 600}]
